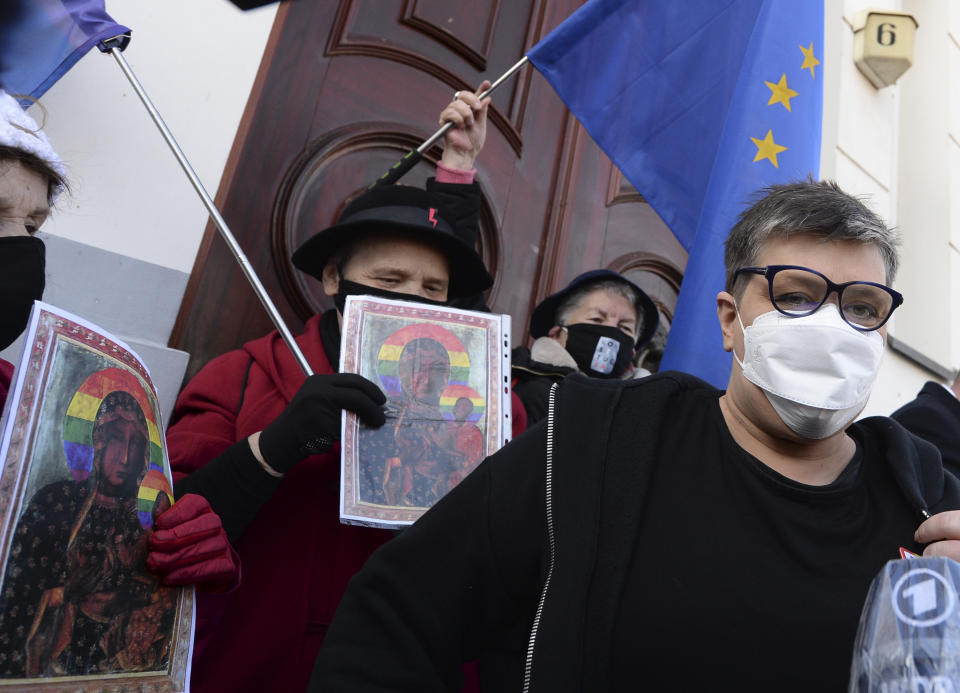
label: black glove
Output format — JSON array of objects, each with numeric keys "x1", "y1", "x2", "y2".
[{"x1": 259, "y1": 373, "x2": 386, "y2": 472}]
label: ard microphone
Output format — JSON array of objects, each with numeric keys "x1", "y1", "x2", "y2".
[{"x1": 849, "y1": 556, "x2": 960, "y2": 692}]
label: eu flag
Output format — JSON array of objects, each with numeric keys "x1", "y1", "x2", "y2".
[
  {"x1": 528, "y1": 0, "x2": 823, "y2": 388},
  {"x1": 0, "y1": 0, "x2": 129, "y2": 102}
]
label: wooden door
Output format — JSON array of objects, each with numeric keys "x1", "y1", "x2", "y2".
[{"x1": 170, "y1": 0, "x2": 687, "y2": 380}]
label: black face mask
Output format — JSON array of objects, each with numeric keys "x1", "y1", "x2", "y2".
[
  {"x1": 333, "y1": 277, "x2": 448, "y2": 315},
  {"x1": 0, "y1": 236, "x2": 45, "y2": 350},
  {"x1": 563, "y1": 323, "x2": 634, "y2": 379}
]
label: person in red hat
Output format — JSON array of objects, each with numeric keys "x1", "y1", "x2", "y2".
[
  {"x1": 511, "y1": 270, "x2": 659, "y2": 423},
  {"x1": 165, "y1": 84, "x2": 525, "y2": 693}
]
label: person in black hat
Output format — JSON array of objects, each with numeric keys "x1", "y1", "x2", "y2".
[
  {"x1": 162, "y1": 84, "x2": 522, "y2": 693},
  {"x1": 291, "y1": 182, "x2": 492, "y2": 310},
  {"x1": 511, "y1": 269, "x2": 659, "y2": 423}
]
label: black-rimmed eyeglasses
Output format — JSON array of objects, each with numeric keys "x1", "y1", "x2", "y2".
[{"x1": 733, "y1": 264, "x2": 903, "y2": 331}]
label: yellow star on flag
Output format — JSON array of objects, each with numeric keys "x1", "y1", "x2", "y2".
[
  {"x1": 765, "y1": 73, "x2": 798, "y2": 112},
  {"x1": 751, "y1": 129, "x2": 787, "y2": 168},
  {"x1": 800, "y1": 42, "x2": 820, "y2": 78}
]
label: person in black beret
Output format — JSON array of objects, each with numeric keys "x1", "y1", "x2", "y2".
[
  {"x1": 511, "y1": 269, "x2": 659, "y2": 423},
  {"x1": 162, "y1": 84, "x2": 525, "y2": 693}
]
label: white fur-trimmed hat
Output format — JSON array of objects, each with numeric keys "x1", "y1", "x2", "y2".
[{"x1": 0, "y1": 89, "x2": 65, "y2": 200}]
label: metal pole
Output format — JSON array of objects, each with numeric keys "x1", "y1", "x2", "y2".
[
  {"x1": 371, "y1": 55, "x2": 531, "y2": 188},
  {"x1": 416, "y1": 55, "x2": 531, "y2": 154},
  {"x1": 108, "y1": 46, "x2": 314, "y2": 377}
]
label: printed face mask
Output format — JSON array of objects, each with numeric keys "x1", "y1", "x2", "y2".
[
  {"x1": 563, "y1": 323, "x2": 635, "y2": 379},
  {"x1": 0, "y1": 236, "x2": 45, "y2": 349},
  {"x1": 333, "y1": 277, "x2": 447, "y2": 314},
  {"x1": 733, "y1": 304, "x2": 884, "y2": 439}
]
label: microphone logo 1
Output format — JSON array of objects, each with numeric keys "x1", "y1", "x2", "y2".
[
  {"x1": 850, "y1": 559, "x2": 960, "y2": 691},
  {"x1": 891, "y1": 568, "x2": 957, "y2": 628}
]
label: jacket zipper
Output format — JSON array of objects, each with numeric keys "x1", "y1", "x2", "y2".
[{"x1": 523, "y1": 382, "x2": 559, "y2": 692}]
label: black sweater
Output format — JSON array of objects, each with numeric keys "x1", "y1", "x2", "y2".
[{"x1": 312, "y1": 372, "x2": 960, "y2": 691}]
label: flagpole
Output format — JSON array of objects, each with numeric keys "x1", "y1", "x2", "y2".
[
  {"x1": 104, "y1": 42, "x2": 314, "y2": 377},
  {"x1": 371, "y1": 55, "x2": 530, "y2": 188}
]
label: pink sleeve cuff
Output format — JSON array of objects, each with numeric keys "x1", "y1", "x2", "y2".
[{"x1": 436, "y1": 161, "x2": 476, "y2": 185}]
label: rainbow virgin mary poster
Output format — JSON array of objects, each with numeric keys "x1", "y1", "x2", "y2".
[
  {"x1": 0, "y1": 302, "x2": 193, "y2": 692},
  {"x1": 339, "y1": 296, "x2": 512, "y2": 528}
]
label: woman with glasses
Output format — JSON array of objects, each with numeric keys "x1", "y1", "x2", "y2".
[{"x1": 314, "y1": 180, "x2": 960, "y2": 692}]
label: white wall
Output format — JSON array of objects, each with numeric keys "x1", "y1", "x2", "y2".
[
  {"x1": 949, "y1": 1, "x2": 960, "y2": 371},
  {"x1": 896, "y1": 0, "x2": 958, "y2": 371},
  {"x1": 28, "y1": 0, "x2": 277, "y2": 275},
  {"x1": 823, "y1": 0, "x2": 959, "y2": 417}
]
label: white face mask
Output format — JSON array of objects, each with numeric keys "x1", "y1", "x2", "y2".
[{"x1": 733, "y1": 304, "x2": 885, "y2": 439}]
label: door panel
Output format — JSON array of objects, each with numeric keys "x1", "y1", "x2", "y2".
[{"x1": 171, "y1": 0, "x2": 687, "y2": 381}]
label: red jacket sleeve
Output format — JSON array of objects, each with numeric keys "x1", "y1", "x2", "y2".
[
  {"x1": 511, "y1": 390, "x2": 527, "y2": 439},
  {"x1": 0, "y1": 359, "x2": 13, "y2": 412},
  {"x1": 167, "y1": 349, "x2": 253, "y2": 482}
]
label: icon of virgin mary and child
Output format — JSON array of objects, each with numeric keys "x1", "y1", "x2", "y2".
[
  {"x1": 359, "y1": 324, "x2": 486, "y2": 509},
  {"x1": 0, "y1": 367, "x2": 176, "y2": 679}
]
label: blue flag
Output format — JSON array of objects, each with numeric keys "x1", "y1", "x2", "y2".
[
  {"x1": 528, "y1": 0, "x2": 823, "y2": 388},
  {"x1": 0, "y1": 0, "x2": 130, "y2": 101}
]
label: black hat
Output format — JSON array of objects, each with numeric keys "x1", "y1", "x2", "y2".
[
  {"x1": 529, "y1": 270, "x2": 660, "y2": 349},
  {"x1": 292, "y1": 185, "x2": 493, "y2": 299}
]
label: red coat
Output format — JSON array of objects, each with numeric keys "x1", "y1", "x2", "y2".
[
  {"x1": 167, "y1": 312, "x2": 527, "y2": 692},
  {"x1": 0, "y1": 359, "x2": 12, "y2": 411}
]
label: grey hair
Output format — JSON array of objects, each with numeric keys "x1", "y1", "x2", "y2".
[
  {"x1": 556, "y1": 278, "x2": 644, "y2": 333},
  {"x1": 0, "y1": 145, "x2": 67, "y2": 205},
  {"x1": 724, "y1": 180, "x2": 900, "y2": 294}
]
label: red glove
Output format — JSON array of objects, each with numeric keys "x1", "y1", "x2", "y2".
[{"x1": 147, "y1": 494, "x2": 241, "y2": 593}]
